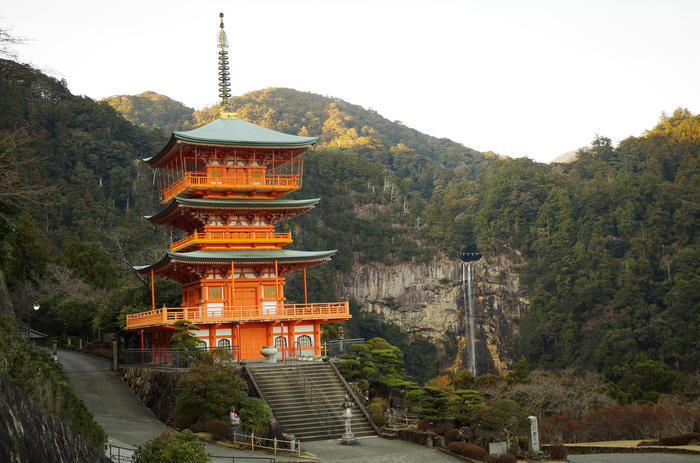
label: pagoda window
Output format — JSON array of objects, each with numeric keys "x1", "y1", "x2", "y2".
[
  {"x1": 208, "y1": 286, "x2": 223, "y2": 301},
  {"x1": 263, "y1": 285, "x2": 277, "y2": 298},
  {"x1": 197, "y1": 340, "x2": 207, "y2": 349},
  {"x1": 297, "y1": 335, "x2": 312, "y2": 347},
  {"x1": 218, "y1": 339, "x2": 231, "y2": 348}
]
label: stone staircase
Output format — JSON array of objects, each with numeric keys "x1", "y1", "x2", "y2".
[{"x1": 246, "y1": 362, "x2": 376, "y2": 442}]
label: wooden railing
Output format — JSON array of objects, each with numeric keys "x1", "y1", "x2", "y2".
[
  {"x1": 160, "y1": 171, "x2": 301, "y2": 202},
  {"x1": 125, "y1": 301, "x2": 350, "y2": 329},
  {"x1": 171, "y1": 230, "x2": 292, "y2": 251}
]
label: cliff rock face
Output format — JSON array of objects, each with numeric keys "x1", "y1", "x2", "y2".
[
  {"x1": 336, "y1": 253, "x2": 528, "y2": 374},
  {"x1": 0, "y1": 375, "x2": 110, "y2": 463}
]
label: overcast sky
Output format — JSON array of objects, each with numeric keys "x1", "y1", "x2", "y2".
[{"x1": 3, "y1": 0, "x2": 699, "y2": 162}]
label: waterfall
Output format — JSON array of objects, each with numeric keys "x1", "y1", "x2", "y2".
[{"x1": 463, "y1": 262, "x2": 477, "y2": 376}]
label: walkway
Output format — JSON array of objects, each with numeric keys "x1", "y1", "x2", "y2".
[
  {"x1": 58, "y1": 350, "x2": 300, "y2": 461},
  {"x1": 59, "y1": 350, "x2": 460, "y2": 462}
]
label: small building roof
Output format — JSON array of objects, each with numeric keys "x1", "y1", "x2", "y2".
[{"x1": 145, "y1": 117, "x2": 318, "y2": 165}]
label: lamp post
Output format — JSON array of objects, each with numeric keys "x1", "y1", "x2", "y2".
[
  {"x1": 26, "y1": 303, "x2": 39, "y2": 339},
  {"x1": 339, "y1": 393, "x2": 357, "y2": 445}
]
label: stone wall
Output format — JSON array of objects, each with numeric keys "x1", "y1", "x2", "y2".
[
  {"x1": 0, "y1": 374, "x2": 110, "y2": 463},
  {"x1": 118, "y1": 367, "x2": 182, "y2": 423}
]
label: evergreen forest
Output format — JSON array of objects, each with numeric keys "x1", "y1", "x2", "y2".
[{"x1": 1, "y1": 56, "x2": 698, "y2": 405}]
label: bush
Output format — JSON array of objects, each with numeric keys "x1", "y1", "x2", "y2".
[
  {"x1": 447, "y1": 441, "x2": 467, "y2": 454},
  {"x1": 444, "y1": 428, "x2": 460, "y2": 444},
  {"x1": 239, "y1": 397, "x2": 272, "y2": 436},
  {"x1": 368, "y1": 397, "x2": 388, "y2": 426},
  {"x1": 173, "y1": 414, "x2": 196, "y2": 430},
  {"x1": 657, "y1": 432, "x2": 700, "y2": 446},
  {"x1": 548, "y1": 444, "x2": 568, "y2": 459},
  {"x1": 485, "y1": 454, "x2": 517, "y2": 463},
  {"x1": 398, "y1": 428, "x2": 431, "y2": 445},
  {"x1": 459, "y1": 442, "x2": 487, "y2": 459},
  {"x1": 429, "y1": 421, "x2": 454, "y2": 435},
  {"x1": 417, "y1": 419, "x2": 431, "y2": 430},
  {"x1": 204, "y1": 419, "x2": 231, "y2": 441},
  {"x1": 133, "y1": 430, "x2": 208, "y2": 463},
  {"x1": 174, "y1": 360, "x2": 247, "y2": 425}
]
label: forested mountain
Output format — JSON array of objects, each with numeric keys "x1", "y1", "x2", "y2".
[
  {"x1": 102, "y1": 91, "x2": 194, "y2": 134},
  {"x1": 1, "y1": 57, "x2": 698, "y2": 392},
  {"x1": 108, "y1": 88, "x2": 699, "y2": 383}
]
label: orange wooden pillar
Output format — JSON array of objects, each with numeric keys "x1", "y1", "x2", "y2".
[
  {"x1": 150, "y1": 269, "x2": 156, "y2": 311},
  {"x1": 303, "y1": 268, "x2": 308, "y2": 305},
  {"x1": 288, "y1": 323, "x2": 296, "y2": 358},
  {"x1": 313, "y1": 321, "x2": 321, "y2": 356}
]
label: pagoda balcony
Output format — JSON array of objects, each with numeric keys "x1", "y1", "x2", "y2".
[
  {"x1": 160, "y1": 171, "x2": 301, "y2": 203},
  {"x1": 125, "y1": 301, "x2": 350, "y2": 330},
  {"x1": 171, "y1": 230, "x2": 293, "y2": 252}
]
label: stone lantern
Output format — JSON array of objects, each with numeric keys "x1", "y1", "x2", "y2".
[{"x1": 339, "y1": 393, "x2": 357, "y2": 445}]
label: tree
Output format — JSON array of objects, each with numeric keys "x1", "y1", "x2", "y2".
[
  {"x1": 477, "y1": 399, "x2": 529, "y2": 449},
  {"x1": 405, "y1": 386, "x2": 449, "y2": 421},
  {"x1": 169, "y1": 320, "x2": 201, "y2": 349},
  {"x1": 133, "y1": 430, "x2": 208, "y2": 463},
  {"x1": 173, "y1": 358, "x2": 247, "y2": 426},
  {"x1": 338, "y1": 337, "x2": 416, "y2": 400},
  {"x1": 449, "y1": 389, "x2": 483, "y2": 426}
]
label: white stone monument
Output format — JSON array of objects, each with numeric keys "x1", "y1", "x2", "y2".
[{"x1": 528, "y1": 415, "x2": 540, "y2": 453}]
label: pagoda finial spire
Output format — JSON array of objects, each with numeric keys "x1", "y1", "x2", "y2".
[{"x1": 218, "y1": 12, "x2": 235, "y2": 118}]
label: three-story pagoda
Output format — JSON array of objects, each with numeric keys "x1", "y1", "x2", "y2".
[{"x1": 125, "y1": 13, "x2": 350, "y2": 359}]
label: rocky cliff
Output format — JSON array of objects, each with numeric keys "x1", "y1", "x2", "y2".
[{"x1": 336, "y1": 252, "x2": 529, "y2": 374}]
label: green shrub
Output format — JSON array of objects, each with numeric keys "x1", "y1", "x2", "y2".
[
  {"x1": 657, "y1": 432, "x2": 700, "y2": 446},
  {"x1": 133, "y1": 429, "x2": 208, "y2": 463},
  {"x1": 239, "y1": 397, "x2": 272, "y2": 436},
  {"x1": 174, "y1": 360, "x2": 246, "y2": 424},
  {"x1": 367, "y1": 397, "x2": 388, "y2": 426},
  {"x1": 548, "y1": 444, "x2": 568, "y2": 459},
  {"x1": 204, "y1": 419, "x2": 231, "y2": 441}
]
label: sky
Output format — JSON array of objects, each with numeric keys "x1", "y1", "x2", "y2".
[{"x1": 2, "y1": 0, "x2": 699, "y2": 162}]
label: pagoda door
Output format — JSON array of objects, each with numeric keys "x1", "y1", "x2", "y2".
[{"x1": 234, "y1": 287, "x2": 257, "y2": 317}]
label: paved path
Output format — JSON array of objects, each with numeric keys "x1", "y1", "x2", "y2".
[
  {"x1": 58, "y1": 350, "x2": 301, "y2": 461},
  {"x1": 568, "y1": 454, "x2": 700, "y2": 463},
  {"x1": 59, "y1": 350, "x2": 460, "y2": 462},
  {"x1": 302, "y1": 436, "x2": 461, "y2": 462}
]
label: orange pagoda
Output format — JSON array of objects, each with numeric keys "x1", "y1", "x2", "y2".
[{"x1": 125, "y1": 13, "x2": 350, "y2": 360}]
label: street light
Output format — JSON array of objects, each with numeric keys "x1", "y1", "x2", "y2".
[{"x1": 27, "y1": 303, "x2": 39, "y2": 339}]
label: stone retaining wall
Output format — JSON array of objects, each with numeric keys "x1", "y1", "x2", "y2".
[
  {"x1": 118, "y1": 367, "x2": 182, "y2": 423},
  {"x1": 0, "y1": 375, "x2": 110, "y2": 462}
]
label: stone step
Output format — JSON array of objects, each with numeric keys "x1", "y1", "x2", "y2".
[{"x1": 246, "y1": 363, "x2": 375, "y2": 442}]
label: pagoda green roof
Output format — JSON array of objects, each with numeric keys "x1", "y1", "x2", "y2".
[
  {"x1": 135, "y1": 249, "x2": 336, "y2": 272},
  {"x1": 174, "y1": 118, "x2": 317, "y2": 146},
  {"x1": 145, "y1": 197, "x2": 320, "y2": 226},
  {"x1": 145, "y1": 117, "x2": 317, "y2": 165}
]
